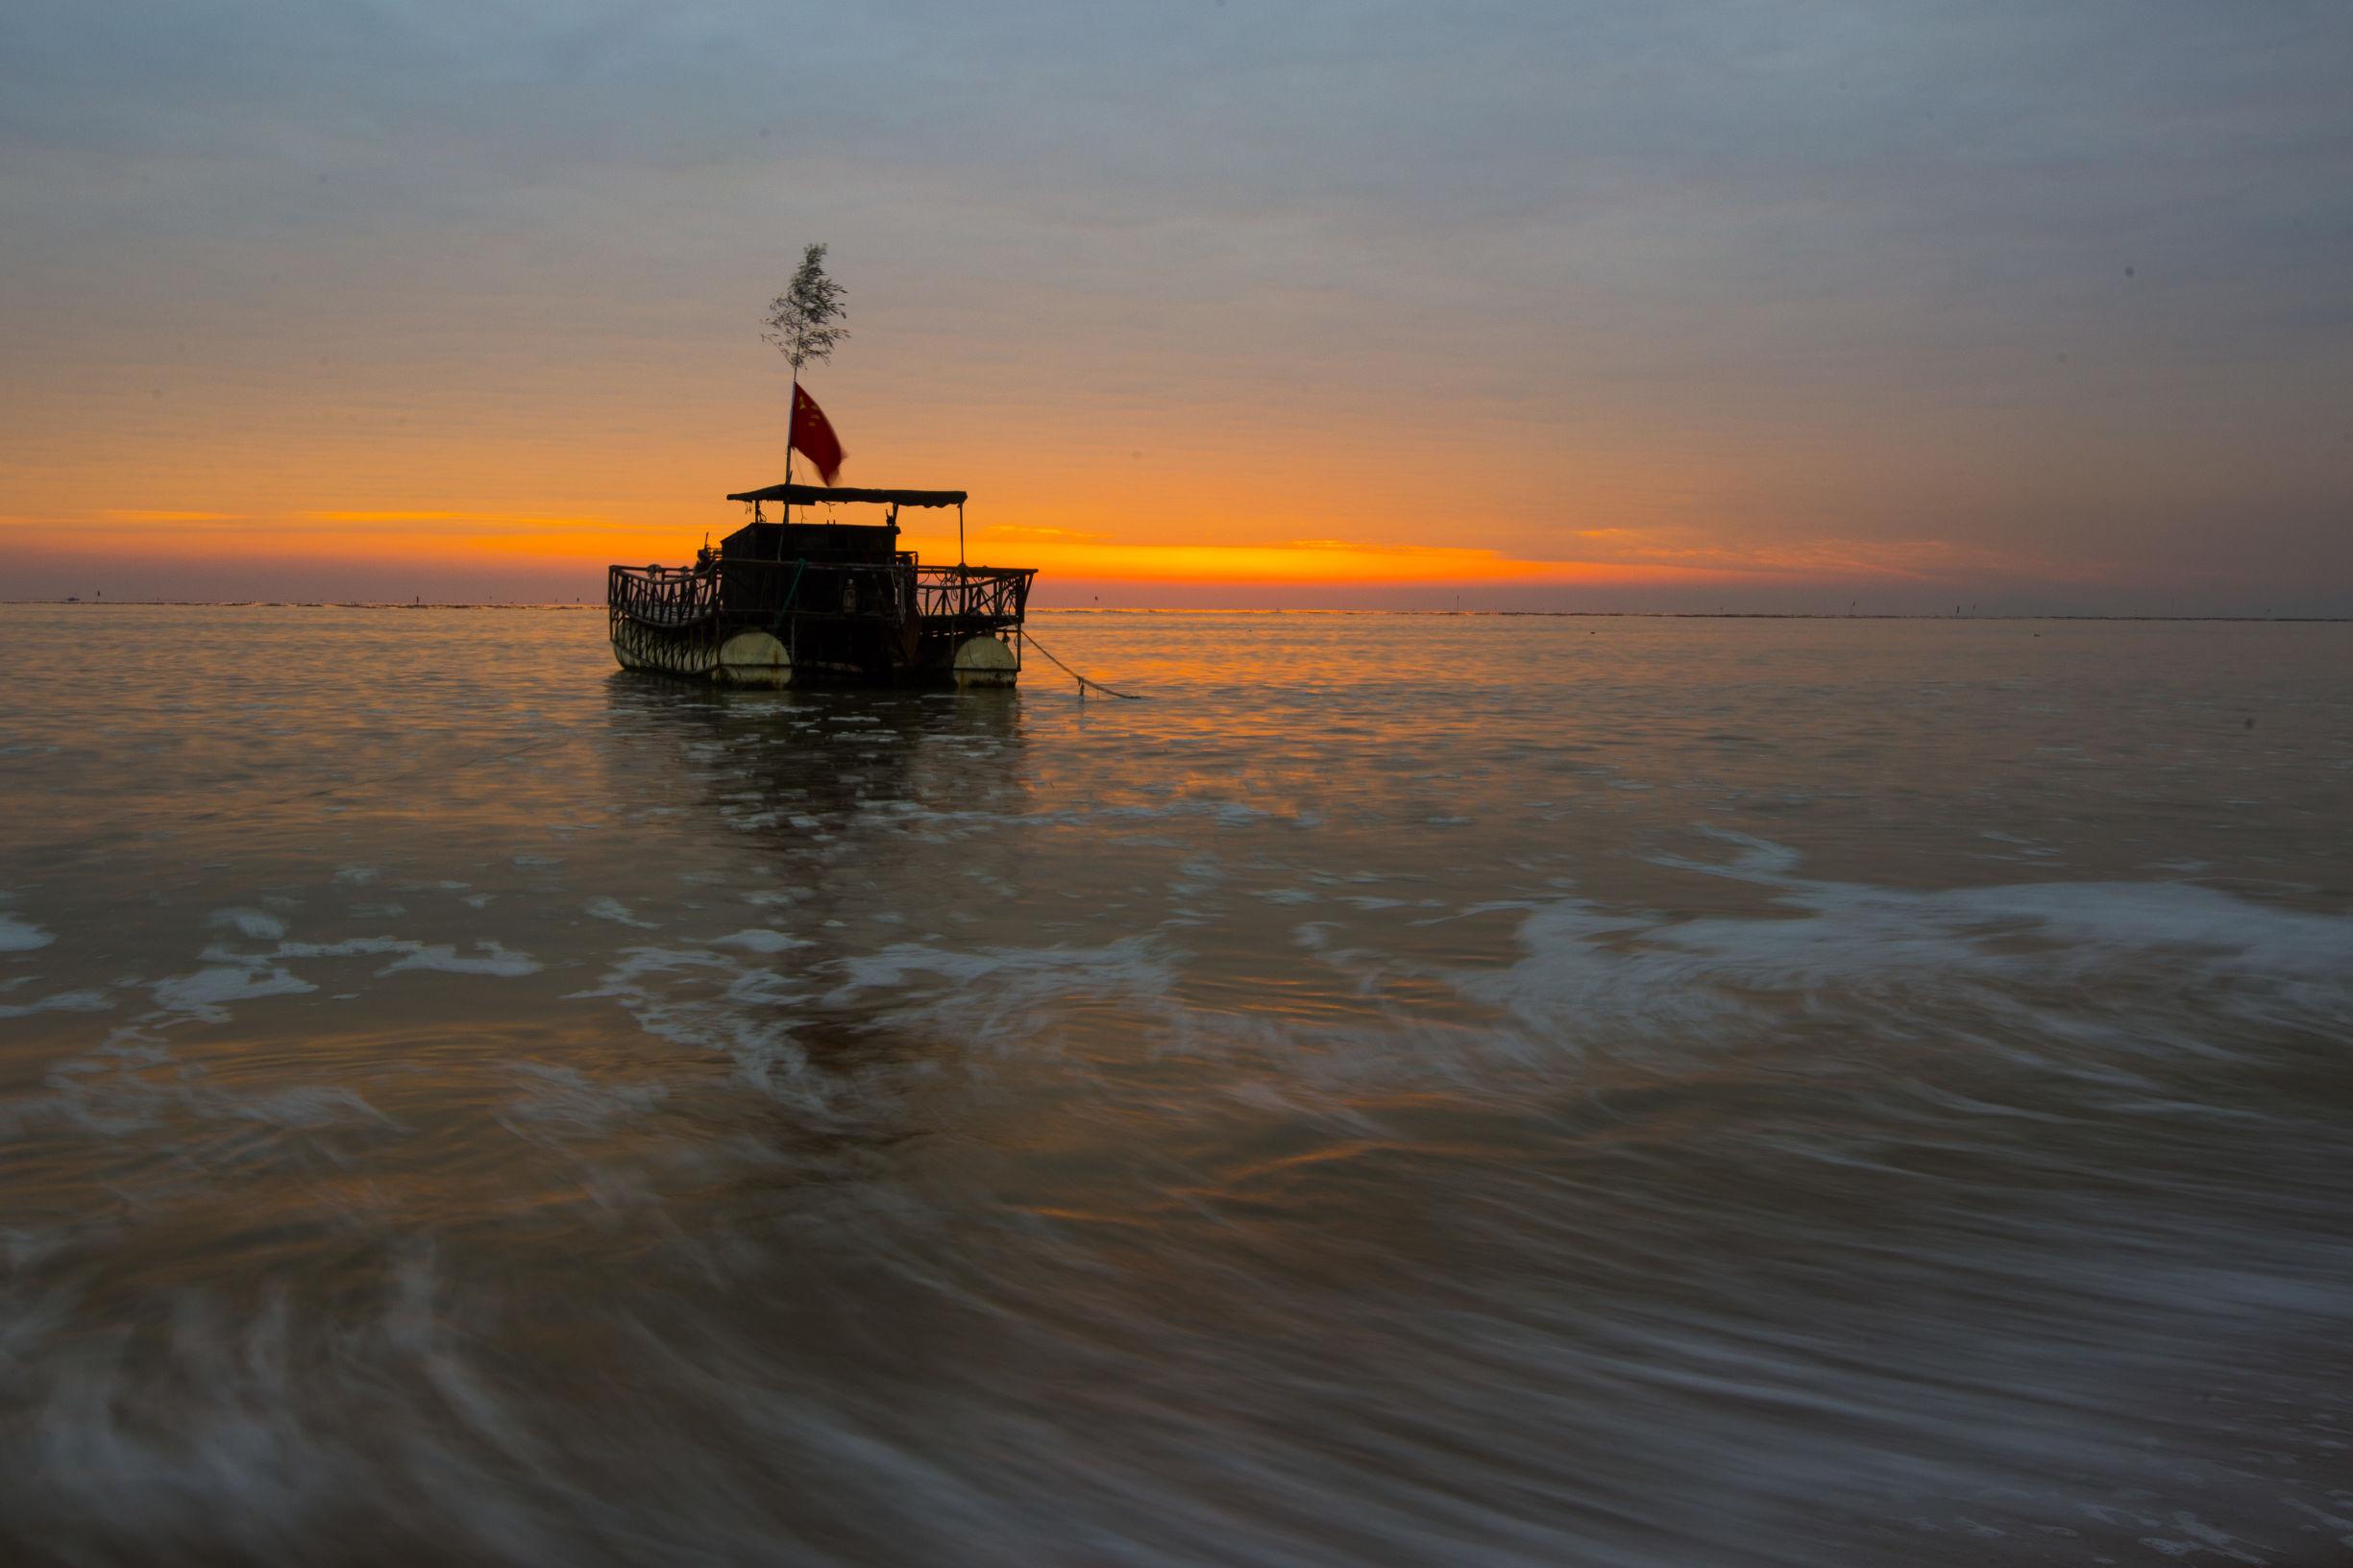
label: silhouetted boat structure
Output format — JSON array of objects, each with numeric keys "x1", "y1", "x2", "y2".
[{"x1": 608, "y1": 484, "x2": 1035, "y2": 689}]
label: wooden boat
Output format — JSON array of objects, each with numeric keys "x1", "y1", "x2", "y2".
[{"x1": 608, "y1": 484, "x2": 1036, "y2": 689}]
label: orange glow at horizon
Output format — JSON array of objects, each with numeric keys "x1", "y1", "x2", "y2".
[
  {"x1": 886, "y1": 534, "x2": 1752, "y2": 586},
  {"x1": 0, "y1": 397, "x2": 2087, "y2": 601},
  {"x1": 3, "y1": 504, "x2": 1961, "y2": 593}
]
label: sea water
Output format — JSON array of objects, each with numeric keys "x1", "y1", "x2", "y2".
[{"x1": 1, "y1": 605, "x2": 2348, "y2": 1566}]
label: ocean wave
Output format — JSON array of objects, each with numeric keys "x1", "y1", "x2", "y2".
[{"x1": 1462, "y1": 833, "x2": 2353, "y2": 1060}]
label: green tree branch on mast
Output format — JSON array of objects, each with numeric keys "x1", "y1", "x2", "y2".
[{"x1": 762, "y1": 242, "x2": 848, "y2": 373}]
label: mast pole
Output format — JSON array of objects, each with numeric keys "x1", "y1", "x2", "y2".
[
  {"x1": 783, "y1": 370, "x2": 798, "y2": 518},
  {"x1": 775, "y1": 367, "x2": 797, "y2": 560}
]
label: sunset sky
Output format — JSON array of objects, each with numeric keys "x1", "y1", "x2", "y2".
[{"x1": 5, "y1": 2, "x2": 2349, "y2": 611}]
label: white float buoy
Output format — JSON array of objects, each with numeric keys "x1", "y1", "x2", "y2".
[
  {"x1": 715, "y1": 630, "x2": 792, "y2": 688},
  {"x1": 951, "y1": 634, "x2": 1017, "y2": 689}
]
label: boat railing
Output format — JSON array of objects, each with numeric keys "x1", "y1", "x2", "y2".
[
  {"x1": 611, "y1": 558, "x2": 1034, "y2": 630},
  {"x1": 609, "y1": 563, "x2": 720, "y2": 627},
  {"x1": 917, "y1": 566, "x2": 1035, "y2": 626}
]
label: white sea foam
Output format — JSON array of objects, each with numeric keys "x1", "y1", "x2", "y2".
[
  {"x1": 500, "y1": 1061, "x2": 668, "y2": 1137},
  {"x1": 567, "y1": 945, "x2": 818, "y2": 1101},
  {"x1": 585, "y1": 896, "x2": 657, "y2": 929},
  {"x1": 151, "y1": 965, "x2": 316, "y2": 1021},
  {"x1": 824, "y1": 938, "x2": 1166, "y2": 999},
  {"x1": 274, "y1": 937, "x2": 416, "y2": 959},
  {"x1": 0, "y1": 906, "x2": 54, "y2": 952},
  {"x1": 227, "y1": 1084, "x2": 399, "y2": 1130},
  {"x1": 710, "y1": 928, "x2": 811, "y2": 953},
  {"x1": 823, "y1": 936, "x2": 1175, "y2": 1051},
  {"x1": 0, "y1": 988, "x2": 112, "y2": 1020},
  {"x1": 376, "y1": 943, "x2": 541, "y2": 978},
  {"x1": 206, "y1": 908, "x2": 286, "y2": 941}
]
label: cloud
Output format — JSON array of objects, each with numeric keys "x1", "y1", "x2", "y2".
[
  {"x1": 1555, "y1": 528, "x2": 2043, "y2": 583},
  {"x1": 980, "y1": 524, "x2": 1103, "y2": 543},
  {"x1": 953, "y1": 534, "x2": 1955, "y2": 587},
  {"x1": 306, "y1": 511, "x2": 612, "y2": 527}
]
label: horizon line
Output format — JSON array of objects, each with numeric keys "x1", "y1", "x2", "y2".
[{"x1": 5, "y1": 600, "x2": 2348, "y2": 624}]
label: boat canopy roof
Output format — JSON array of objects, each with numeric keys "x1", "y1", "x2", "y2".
[{"x1": 725, "y1": 483, "x2": 966, "y2": 508}]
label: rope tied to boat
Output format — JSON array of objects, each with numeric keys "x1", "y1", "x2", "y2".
[
  {"x1": 1021, "y1": 630, "x2": 1143, "y2": 699},
  {"x1": 769, "y1": 558, "x2": 808, "y2": 637}
]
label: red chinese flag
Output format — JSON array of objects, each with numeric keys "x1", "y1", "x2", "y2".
[{"x1": 791, "y1": 384, "x2": 846, "y2": 485}]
